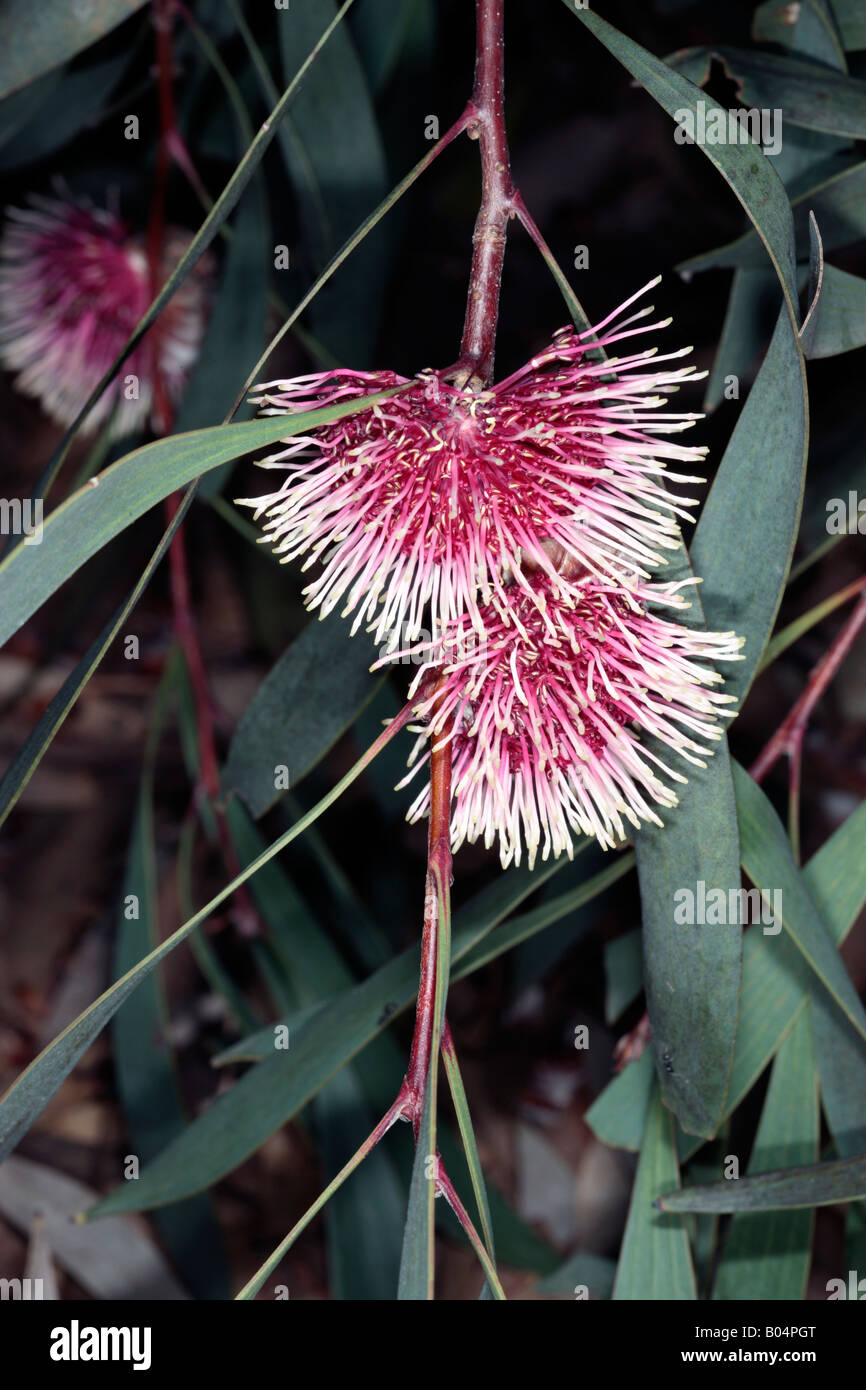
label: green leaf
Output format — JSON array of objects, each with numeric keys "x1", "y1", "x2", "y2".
[
  {"x1": 668, "y1": 47, "x2": 866, "y2": 139},
  {"x1": 0, "y1": 503, "x2": 188, "y2": 830},
  {"x1": 679, "y1": 160, "x2": 866, "y2": 276},
  {"x1": 691, "y1": 308, "x2": 808, "y2": 703},
  {"x1": 702, "y1": 268, "x2": 778, "y2": 413},
  {"x1": 659, "y1": 1152, "x2": 866, "y2": 1213},
  {"x1": 453, "y1": 852, "x2": 634, "y2": 979},
  {"x1": 0, "y1": 709, "x2": 409, "y2": 1165},
  {"x1": 812, "y1": 985, "x2": 866, "y2": 1159},
  {"x1": 733, "y1": 762, "x2": 866, "y2": 1044},
  {"x1": 398, "y1": 1085, "x2": 436, "y2": 1300},
  {"x1": 226, "y1": 799, "x2": 405, "y2": 1299},
  {"x1": 613, "y1": 1086, "x2": 696, "y2": 1299},
  {"x1": 630, "y1": 540, "x2": 742, "y2": 1143},
  {"x1": 176, "y1": 179, "x2": 269, "y2": 501},
  {"x1": 711, "y1": 1008, "x2": 818, "y2": 1300},
  {"x1": 597, "y1": 797, "x2": 866, "y2": 1160},
  {"x1": 799, "y1": 211, "x2": 826, "y2": 357},
  {"x1": 0, "y1": 54, "x2": 129, "y2": 171},
  {"x1": 802, "y1": 264, "x2": 866, "y2": 357},
  {"x1": 564, "y1": 0, "x2": 821, "y2": 1139},
  {"x1": 278, "y1": 0, "x2": 388, "y2": 365},
  {"x1": 223, "y1": 613, "x2": 382, "y2": 816},
  {"x1": 0, "y1": 69, "x2": 57, "y2": 147},
  {"x1": 441, "y1": 1033, "x2": 497, "y2": 1292},
  {"x1": 0, "y1": 394, "x2": 400, "y2": 650},
  {"x1": 0, "y1": 0, "x2": 146, "y2": 99},
  {"x1": 114, "y1": 733, "x2": 228, "y2": 1300},
  {"x1": 753, "y1": 0, "x2": 848, "y2": 68},
  {"x1": 84, "y1": 859, "x2": 606, "y2": 1216},
  {"x1": 635, "y1": 739, "x2": 742, "y2": 1138},
  {"x1": 565, "y1": 5, "x2": 800, "y2": 316},
  {"x1": 677, "y1": 795, "x2": 866, "y2": 1164},
  {"x1": 833, "y1": 0, "x2": 866, "y2": 50},
  {"x1": 604, "y1": 930, "x2": 643, "y2": 1025},
  {"x1": 586, "y1": 1048, "x2": 655, "y2": 1153},
  {"x1": 351, "y1": 0, "x2": 435, "y2": 96},
  {"x1": 534, "y1": 1251, "x2": 616, "y2": 1300}
]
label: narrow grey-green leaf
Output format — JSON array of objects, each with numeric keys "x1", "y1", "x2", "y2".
[
  {"x1": 565, "y1": 5, "x2": 799, "y2": 315},
  {"x1": 691, "y1": 308, "x2": 808, "y2": 704},
  {"x1": 0, "y1": 394, "x2": 399, "y2": 650},
  {"x1": 398, "y1": 1085, "x2": 436, "y2": 1300},
  {"x1": 227, "y1": 798, "x2": 404, "y2": 1299},
  {"x1": 733, "y1": 761, "x2": 866, "y2": 1043},
  {"x1": 703, "y1": 268, "x2": 778, "y2": 413},
  {"x1": 278, "y1": 0, "x2": 388, "y2": 365},
  {"x1": 668, "y1": 47, "x2": 866, "y2": 139},
  {"x1": 0, "y1": 710, "x2": 407, "y2": 1164},
  {"x1": 603, "y1": 798, "x2": 866, "y2": 1160},
  {"x1": 535, "y1": 1251, "x2": 616, "y2": 1300},
  {"x1": 633, "y1": 544, "x2": 742, "y2": 1138},
  {"x1": 114, "y1": 766, "x2": 228, "y2": 1299},
  {"x1": 803, "y1": 263, "x2": 866, "y2": 358},
  {"x1": 223, "y1": 613, "x2": 382, "y2": 816},
  {"x1": 0, "y1": 54, "x2": 129, "y2": 171},
  {"x1": 564, "y1": 0, "x2": 819, "y2": 1138},
  {"x1": 799, "y1": 211, "x2": 826, "y2": 357},
  {"x1": 832, "y1": 0, "x2": 866, "y2": 50},
  {"x1": 586, "y1": 1048, "x2": 655, "y2": 1153},
  {"x1": 711, "y1": 1007, "x2": 818, "y2": 1300},
  {"x1": 604, "y1": 930, "x2": 643, "y2": 1025},
  {"x1": 0, "y1": 0, "x2": 146, "y2": 98},
  {"x1": 676, "y1": 795, "x2": 866, "y2": 1164},
  {"x1": 613, "y1": 1086, "x2": 696, "y2": 1299},
  {"x1": 679, "y1": 160, "x2": 866, "y2": 276},
  {"x1": 660, "y1": 1152, "x2": 866, "y2": 1213},
  {"x1": 84, "y1": 860, "x2": 586, "y2": 1215},
  {"x1": 753, "y1": 0, "x2": 847, "y2": 69},
  {"x1": 812, "y1": 988, "x2": 866, "y2": 1158}
]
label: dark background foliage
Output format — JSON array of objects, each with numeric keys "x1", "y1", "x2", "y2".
[{"x1": 0, "y1": 0, "x2": 863, "y2": 1299}]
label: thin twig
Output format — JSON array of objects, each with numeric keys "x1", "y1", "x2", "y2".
[{"x1": 750, "y1": 584, "x2": 866, "y2": 862}]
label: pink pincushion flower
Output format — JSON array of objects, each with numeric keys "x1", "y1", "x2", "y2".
[
  {"x1": 398, "y1": 574, "x2": 742, "y2": 868},
  {"x1": 0, "y1": 193, "x2": 210, "y2": 437},
  {"x1": 239, "y1": 279, "x2": 708, "y2": 648}
]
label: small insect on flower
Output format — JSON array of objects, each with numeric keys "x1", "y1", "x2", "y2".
[
  {"x1": 398, "y1": 573, "x2": 743, "y2": 868},
  {"x1": 0, "y1": 192, "x2": 210, "y2": 438},
  {"x1": 238, "y1": 279, "x2": 708, "y2": 649}
]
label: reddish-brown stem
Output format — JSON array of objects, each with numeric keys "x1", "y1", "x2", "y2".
[
  {"x1": 454, "y1": 0, "x2": 515, "y2": 388},
  {"x1": 750, "y1": 580, "x2": 866, "y2": 786},
  {"x1": 750, "y1": 581, "x2": 866, "y2": 862},
  {"x1": 401, "y1": 707, "x2": 453, "y2": 1138}
]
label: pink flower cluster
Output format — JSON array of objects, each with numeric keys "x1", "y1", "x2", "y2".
[
  {"x1": 240, "y1": 280, "x2": 741, "y2": 864},
  {"x1": 0, "y1": 193, "x2": 209, "y2": 437}
]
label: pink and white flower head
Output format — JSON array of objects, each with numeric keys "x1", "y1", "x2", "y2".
[
  {"x1": 239, "y1": 279, "x2": 708, "y2": 649},
  {"x1": 398, "y1": 574, "x2": 742, "y2": 868},
  {"x1": 0, "y1": 193, "x2": 210, "y2": 437}
]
